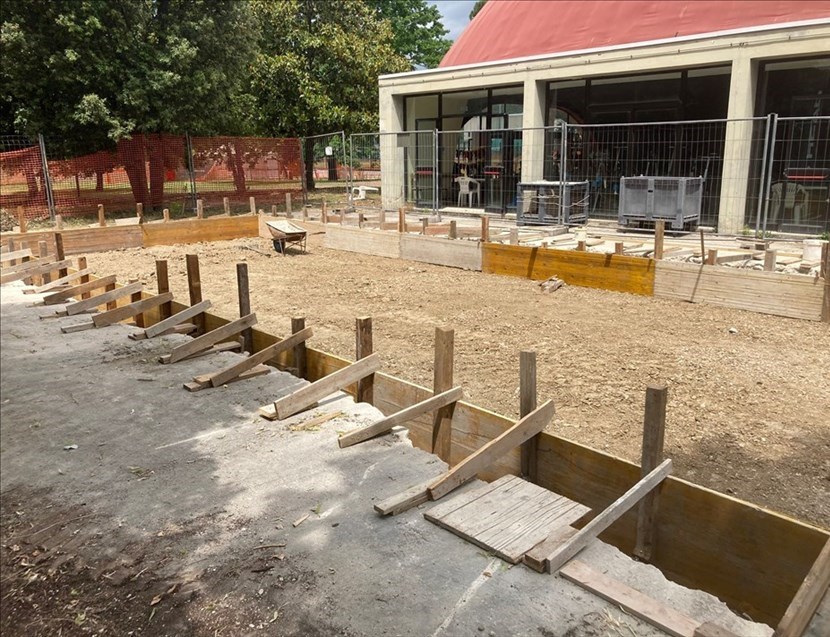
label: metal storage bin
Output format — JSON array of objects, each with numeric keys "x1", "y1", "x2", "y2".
[
  {"x1": 618, "y1": 176, "x2": 702, "y2": 230},
  {"x1": 516, "y1": 180, "x2": 589, "y2": 226}
]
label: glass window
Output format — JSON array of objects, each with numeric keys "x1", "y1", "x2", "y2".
[
  {"x1": 758, "y1": 57, "x2": 830, "y2": 117},
  {"x1": 404, "y1": 94, "x2": 438, "y2": 131},
  {"x1": 441, "y1": 90, "x2": 488, "y2": 118}
]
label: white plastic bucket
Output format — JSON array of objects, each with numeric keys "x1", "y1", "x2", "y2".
[{"x1": 802, "y1": 239, "x2": 827, "y2": 262}]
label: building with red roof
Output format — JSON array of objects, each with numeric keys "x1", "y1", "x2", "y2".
[{"x1": 378, "y1": 1, "x2": 830, "y2": 233}]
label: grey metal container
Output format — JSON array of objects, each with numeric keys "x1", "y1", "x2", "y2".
[
  {"x1": 618, "y1": 176, "x2": 702, "y2": 230},
  {"x1": 516, "y1": 180, "x2": 590, "y2": 226}
]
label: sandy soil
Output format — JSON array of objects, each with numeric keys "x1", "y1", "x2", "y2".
[{"x1": 87, "y1": 232, "x2": 830, "y2": 529}]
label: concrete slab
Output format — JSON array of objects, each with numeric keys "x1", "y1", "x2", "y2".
[{"x1": 0, "y1": 282, "x2": 772, "y2": 636}]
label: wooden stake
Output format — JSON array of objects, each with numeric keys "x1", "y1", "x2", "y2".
[
  {"x1": 421, "y1": 218, "x2": 429, "y2": 234},
  {"x1": 136, "y1": 202, "x2": 144, "y2": 223},
  {"x1": 481, "y1": 216, "x2": 489, "y2": 243},
  {"x1": 223, "y1": 197, "x2": 230, "y2": 215},
  {"x1": 509, "y1": 228, "x2": 519, "y2": 245},
  {"x1": 17, "y1": 206, "x2": 27, "y2": 233},
  {"x1": 355, "y1": 317, "x2": 373, "y2": 404},
  {"x1": 634, "y1": 385, "x2": 667, "y2": 563},
  {"x1": 249, "y1": 196, "x2": 256, "y2": 215},
  {"x1": 398, "y1": 207, "x2": 406, "y2": 233},
  {"x1": 706, "y1": 249, "x2": 718, "y2": 265},
  {"x1": 654, "y1": 219, "x2": 665, "y2": 260},
  {"x1": 237, "y1": 263, "x2": 253, "y2": 353},
  {"x1": 129, "y1": 280, "x2": 145, "y2": 328},
  {"x1": 77, "y1": 256, "x2": 90, "y2": 299},
  {"x1": 285, "y1": 193, "x2": 292, "y2": 216},
  {"x1": 5, "y1": 238, "x2": 15, "y2": 265},
  {"x1": 54, "y1": 232, "x2": 67, "y2": 278},
  {"x1": 291, "y1": 317, "x2": 307, "y2": 379},
  {"x1": 163, "y1": 208, "x2": 170, "y2": 222},
  {"x1": 271, "y1": 204, "x2": 277, "y2": 216},
  {"x1": 431, "y1": 327, "x2": 455, "y2": 463},
  {"x1": 449, "y1": 220, "x2": 457, "y2": 239},
  {"x1": 615, "y1": 241, "x2": 624, "y2": 255},
  {"x1": 358, "y1": 212, "x2": 365, "y2": 228},
  {"x1": 55, "y1": 214, "x2": 63, "y2": 230},
  {"x1": 321, "y1": 201, "x2": 328, "y2": 224},
  {"x1": 186, "y1": 254, "x2": 205, "y2": 335},
  {"x1": 98, "y1": 204, "x2": 106, "y2": 227},
  {"x1": 302, "y1": 203, "x2": 308, "y2": 221},
  {"x1": 519, "y1": 351, "x2": 538, "y2": 483},
  {"x1": 38, "y1": 241, "x2": 50, "y2": 286},
  {"x1": 196, "y1": 199, "x2": 204, "y2": 219},
  {"x1": 379, "y1": 209, "x2": 386, "y2": 225},
  {"x1": 156, "y1": 259, "x2": 172, "y2": 319},
  {"x1": 764, "y1": 250, "x2": 777, "y2": 272},
  {"x1": 577, "y1": 240, "x2": 586, "y2": 251},
  {"x1": 699, "y1": 228, "x2": 705, "y2": 258}
]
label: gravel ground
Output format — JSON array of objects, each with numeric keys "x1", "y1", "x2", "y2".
[{"x1": 87, "y1": 232, "x2": 830, "y2": 529}]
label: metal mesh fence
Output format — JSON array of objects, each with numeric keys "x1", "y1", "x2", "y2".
[{"x1": 0, "y1": 135, "x2": 50, "y2": 220}]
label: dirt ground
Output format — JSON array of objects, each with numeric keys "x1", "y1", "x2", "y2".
[{"x1": 86, "y1": 231, "x2": 830, "y2": 529}]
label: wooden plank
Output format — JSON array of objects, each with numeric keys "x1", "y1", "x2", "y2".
[
  {"x1": 0, "y1": 248, "x2": 33, "y2": 263},
  {"x1": 184, "y1": 364, "x2": 270, "y2": 392},
  {"x1": 66, "y1": 282, "x2": 142, "y2": 316},
  {"x1": 374, "y1": 477, "x2": 436, "y2": 517},
  {"x1": 1, "y1": 255, "x2": 55, "y2": 276},
  {"x1": 54, "y1": 233, "x2": 67, "y2": 278},
  {"x1": 400, "y1": 235, "x2": 482, "y2": 271},
  {"x1": 428, "y1": 400, "x2": 556, "y2": 501},
  {"x1": 34, "y1": 268, "x2": 93, "y2": 294},
  {"x1": 694, "y1": 623, "x2": 742, "y2": 637},
  {"x1": 129, "y1": 323, "x2": 195, "y2": 340},
  {"x1": 162, "y1": 313, "x2": 257, "y2": 364},
  {"x1": 196, "y1": 326, "x2": 313, "y2": 388},
  {"x1": 634, "y1": 385, "x2": 667, "y2": 562},
  {"x1": 60, "y1": 321, "x2": 95, "y2": 334},
  {"x1": 519, "y1": 351, "x2": 538, "y2": 483},
  {"x1": 269, "y1": 353, "x2": 381, "y2": 420},
  {"x1": 653, "y1": 222, "x2": 664, "y2": 259},
  {"x1": 142, "y1": 300, "x2": 213, "y2": 339},
  {"x1": 481, "y1": 244, "x2": 655, "y2": 296},
  {"x1": 559, "y1": 560, "x2": 704, "y2": 637},
  {"x1": 804, "y1": 589, "x2": 829, "y2": 637},
  {"x1": 92, "y1": 292, "x2": 174, "y2": 328},
  {"x1": 545, "y1": 459, "x2": 673, "y2": 573},
  {"x1": 338, "y1": 386, "x2": 463, "y2": 448},
  {"x1": 186, "y1": 254, "x2": 205, "y2": 335},
  {"x1": 355, "y1": 317, "x2": 373, "y2": 404},
  {"x1": 43, "y1": 275, "x2": 117, "y2": 305},
  {"x1": 141, "y1": 216, "x2": 259, "y2": 247},
  {"x1": 162, "y1": 340, "x2": 241, "y2": 364},
  {"x1": 1, "y1": 259, "x2": 72, "y2": 284},
  {"x1": 432, "y1": 327, "x2": 455, "y2": 462},
  {"x1": 524, "y1": 525, "x2": 579, "y2": 572},
  {"x1": 237, "y1": 263, "x2": 253, "y2": 353},
  {"x1": 156, "y1": 259, "x2": 172, "y2": 320},
  {"x1": 774, "y1": 538, "x2": 830, "y2": 637},
  {"x1": 324, "y1": 225, "x2": 401, "y2": 259}
]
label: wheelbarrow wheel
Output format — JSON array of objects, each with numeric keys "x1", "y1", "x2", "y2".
[{"x1": 272, "y1": 239, "x2": 286, "y2": 254}]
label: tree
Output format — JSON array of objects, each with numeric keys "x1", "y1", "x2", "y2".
[
  {"x1": 366, "y1": 0, "x2": 452, "y2": 69},
  {"x1": 470, "y1": 0, "x2": 488, "y2": 21},
  {"x1": 1, "y1": 0, "x2": 257, "y2": 208},
  {"x1": 250, "y1": 0, "x2": 409, "y2": 189}
]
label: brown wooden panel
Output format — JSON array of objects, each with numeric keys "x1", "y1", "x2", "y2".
[
  {"x1": 1, "y1": 226, "x2": 142, "y2": 255},
  {"x1": 482, "y1": 244, "x2": 655, "y2": 295},
  {"x1": 142, "y1": 216, "x2": 259, "y2": 247}
]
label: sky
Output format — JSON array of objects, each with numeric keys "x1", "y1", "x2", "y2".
[{"x1": 431, "y1": 0, "x2": 477, "y2": 41}]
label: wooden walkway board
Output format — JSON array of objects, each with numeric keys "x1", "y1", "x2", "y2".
[{"x1": 424, "y1": 475, "x2": 589, "y2": 564}]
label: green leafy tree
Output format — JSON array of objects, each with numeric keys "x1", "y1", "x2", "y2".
[
  {"x1": 366, "y1": 0, "x2": 452, "y2": 69},
  {"x1": 470, "y1": 0, "x2": 488, "y2": 21},
  {"x1": 250, "y1": 0, "x2": 409, "y2": 188},
  {"x1": 1, "y1": 0, "x2": 257, "y2": 208}
]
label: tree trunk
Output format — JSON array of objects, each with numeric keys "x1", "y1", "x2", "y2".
[
  {"x1": 119, "y1": 136, "x2": 148, "y2": 206},
  {"x1": 304, "y1": 138, "x2": 315, "y2": 192},
  {"x1": 229, "y1": 141, "x2": 247, "y2": 194},
  {"x1": 148, "y1": 134, "x2": 166, "y2": 211}
]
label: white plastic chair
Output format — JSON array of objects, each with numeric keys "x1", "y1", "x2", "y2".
[{"x1": 455, "y1": 176, "x2": 480, "y2": 207}]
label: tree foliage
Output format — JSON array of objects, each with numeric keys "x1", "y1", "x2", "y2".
[
  {"x1": 366, "y1": 0, "x2": 452, "y2": 69},
  {"x1": 470, "y1": 0, "x2": 488, "y2": 21}
]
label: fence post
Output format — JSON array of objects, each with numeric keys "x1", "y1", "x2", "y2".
[
  {"x1": 185, "y1": 132, "x2": 198, "y2": 215},
  {"x1": 560, "y1": 122, "x2": 568, "y2": 225},
  {"x1": 754, "y1": 113, "x2": 774, "y2": 239},
  {"x1": 432, "y1": 129, "x2": 439, "y2": 218},
  {"x1": 761, "y1": 114, "x2": 778, "y2": 238},
  {"x1": 298, "y1": 138, "x2": 308, "y2": 207},
  {"x1": 341, "y1": 131, "x2": 351, "y2": 202},
  {"x1": 38, "y1": 134, "x2": 56, "y2": 221}
]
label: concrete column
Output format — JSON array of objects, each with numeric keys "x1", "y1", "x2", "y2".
[
  {"x1": 717, "y1": 55, "x2": 758, "y2": 234},
  {"x1": 380, "y1": 90, "x2": 405, "y2": 211},
  {"x1": 521, "y1": 79, "x2": 546, "y2": 184}
]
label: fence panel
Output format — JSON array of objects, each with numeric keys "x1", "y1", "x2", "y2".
[{"x1": 0, "y1": 135, "x2": 50, "y2": 221}]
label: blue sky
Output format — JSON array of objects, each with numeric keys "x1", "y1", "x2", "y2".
[{"x1": 431, "y1": 1, "x2": 477, "y2": 41}]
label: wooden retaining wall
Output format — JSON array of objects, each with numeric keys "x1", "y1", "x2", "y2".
[
  {"x1": 654, "y1": 261, "x2": 826, "y2": 321},
  {"x1": 324, "y1": 225, "x2": 402, "y2": 259},
  {"x1": 127, "y1": 291, "x2": 829, "y2": 626},
  {"x1": 482, "y1": 243, "x2": 656, "y2": 296},
  {"x1": 400, "y1": 234, "x2": 482, "y2": 270},
  {"x1": 142, "y1": 216, "x2": 259, "y2": 247},
  {"x1": 1, "y1": 225, "x2": 143, "y2": 255}
]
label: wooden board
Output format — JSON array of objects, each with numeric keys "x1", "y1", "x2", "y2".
[
  {"x1": 142, "y1": 216, "x2": 259, "y2": 247},
  {"x1": 142, "y1": 299, "x2": 212, "y2": 339},
  {"x1": 2, "y1": 227, "x2": 142, "y2": 255},
  {"x1": 425, "y1": 475, "x2": 589, "y2": 563},
  {"x1": 324, "y1": 225, "x2": 401, "y2": 259},
  {"x1": 161, "y1": 313, "x2": 256, "y2": 364},
  {"x1": 66, "y1": 281, "x2": 142, "y2": 316},
  {"x1": 34, "y1": 268, "x2": 93, "y2": 294},
  {"x1": 400, "y1": 235, "x2": 482, "y2": 271},
  {"x1": 482, "y1": 244, "x2": 655, "y2": 296},
  {"x1": 654, "y1": 261, "x2": 824, "y2": 321},
  {"x1": 774, "y1": 538, "x2": 830, "y2": 637},
  {"x1": 43, "y1": 275, "x2": 117, "y2": 305},
  {"x1": 1, "y1": 259, "x2": 72, "y2": 284},
  {"x1": 92, "y1": 292, "x2": 174, "y2": 328},
  {"x1": 0, "y1": 248, "x2": 33, "y2": 263}
]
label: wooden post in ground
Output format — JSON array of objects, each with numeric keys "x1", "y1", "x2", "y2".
[
  {"x1": 104, "y1": 281, "x2": 118, "y2": 311},
  {"x1": 291, "y1": 317, "x2": 307, "y2": 379},
  {"x1": 481, "y1": 216, "x2": 489, "y2": 242},
  {"x1": 520, "y1": 350, "x2": 538, "y2": 483},
  {"x1": 421, "y1": 217, "x2": 429, "y2": 234},
  {"x1": 822, "y1": 243, "x2": 830, "y2": 323},
  {"x1": 321, "y1": 201, "x2": 328, "y2": 224},
  {"x1": 773, "y1": 537, "x2": 830, "y2": 637},
  {"x1": 5, "y1": 238, "x2": 15, "y2": 265},
  {"x1": 237, "y1": 263, "x2": 253, "y2": 353},
  {"x1": 19, "y1": 242, "x2": 33, "y2": 285},
  {"x1": 432, "y1": 327, "x2": 455, "y2": 463},
  {"x1": 706, "y1": 249, "x2": 718, "y2": 265},
  {"x1": 156, "y1": 259, "x2": 172, "y2": 320},
  {"x1": 55, "y1": 214, "x2": 64, "y2": 230},
  {"x1": 285, "y1": 193, "x2": 292, "y2": 216},
  {"x1": 764, "y1": 250, "x2": 777, "y2": 272},
  {"x1": 302, "y1": 203, "x2": 308, "y2": 221},
  {"x1": 398, "y1": 207, "x2": 406, "y2": 233},
  {"x1": 186, "y1": 254, "x2": 205, "y2": 335},
  {"x1": 634, "y1": 385, "x2": 667, "y2": 563},
  {"x1": 77, "y1": 256, "x2": 90, "y2": 299},
  {"x1": 38, "y1": 241, "x2": 50, "y2": 286},
  {"x1": 163, "y1": 208, "x2": 170, "y2": 222},
  {"x1": 54, "y1": 232, "x2": 67, "y2": 278},
  {"x1": 449, "y1": 220, "x2": 458, "y2": 239},
  {"x1": 509, "y1": 228, "x2": 519, "y2": 245},
  {"x1": 358, "y1": 212, "x2": 365, "y2": 228},
  {"x1": 355, "y1": 317, "x2": 374, "y2": 404},
  {"x1": 340, "y1": 209, "x2": 345, "y2": 225},
  {"x1": 577, "y1": 240, "x2": 586, "y2": 251},
  {"x1": 379, "y1": 209, "x2": 386, "y2": 225},
  {"x1": 195, "y1": 199, "x2": 203, "y2": 219},
  {"x1": 615, "y1": 241, "x2": 624, "y2": 255},
  {"x1": 223, "y1": 197, "x2": 230, "y2": 216},
  {"x1": 699, "y1": 228, "x2": 705, "y2": 258},
  {"x1": 249, "y1": 196, "x2": 256, "y2": 216},
  {"x1": 654, "y1": 219, "x2": 665, "y2": 260},
  {"x1": 16, "y1": 206, "x2": 27, "y2": 233},
  {"x1": 98, "y1": 204, "x2": 106, "y2": 227},
  {"x1": 136, "y1": 202, "x2": 144, "y2": 223},
  {"x1": 130, "y1": 279, "x2": 145, "y2": 328},
  {"x1": 271, "y1": 204, "x2": 277, "y2": 216}
]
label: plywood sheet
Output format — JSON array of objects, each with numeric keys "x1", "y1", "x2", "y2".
[
  {"x1": 324, "y1": 225, "x2": 401, "y2": 259},
  {"x1": 400, "y1": 235, "x2": 482, "y2": 270},
  {"x1": 654, "y1": 261, "x2": 824, "y2": 321},
  {"x1": 482, "y1": 244, "x2": 655, "y2": 295},
  {"x1": 2, "y1": 226, "x2": 142, "y2": 255},
  {"x1": 142, "y1": 216, "x2": 259, "y2": 247},
  {"x1": 425, "y1": 475, "x2": 589, "y2": 563}
]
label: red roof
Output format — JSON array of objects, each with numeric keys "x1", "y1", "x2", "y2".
[{"x1": 439, "y1": 1, "x2": 830, "y2": 68}]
